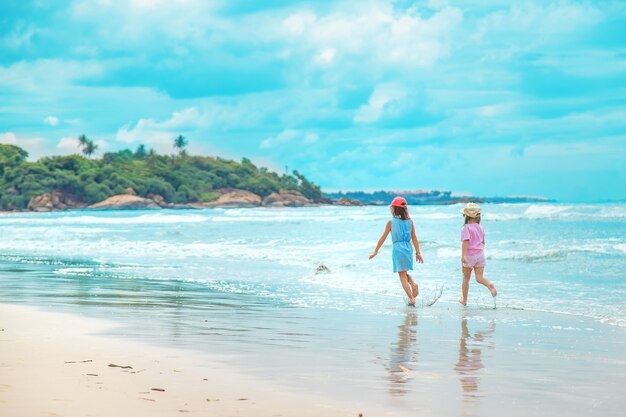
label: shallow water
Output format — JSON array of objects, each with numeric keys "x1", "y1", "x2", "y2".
[{"x1": 1, "y1": 204, "x2": 625, "y2": 416}]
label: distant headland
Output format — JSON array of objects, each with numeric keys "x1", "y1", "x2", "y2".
[
  {"x1": 1, "y1": 140, "x2": 550, "y2": 212},
  {"x1": 324, "y1": 190, "x2": 552, "y2": 206}
]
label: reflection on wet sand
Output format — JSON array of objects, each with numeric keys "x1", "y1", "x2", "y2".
[
  {"x1": 387, "y1": 308, "x2": 418, "y2": 396},
  {"x1": 454, "y1": 317, "x2": 496, "y2": 405}
]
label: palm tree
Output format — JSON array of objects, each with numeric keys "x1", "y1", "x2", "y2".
[
  {"x1": 77, "y1": 134, "x2": 97, "y2": 158},
  {"x1": 173, "y1": 135, "x2": 188, "y2": 155},
  {"x1": 78, "y1": 134, "x2": 89, "y2": 150},
  {"x1": 82, "y1": 140, "x2": 98, "y2": 158}
]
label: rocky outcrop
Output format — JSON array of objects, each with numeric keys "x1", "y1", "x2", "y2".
[
  {"x1": 146, "y1": 193, "x2": 173, "y2": 208},
  {"x1": 198, "y1": 188, "x2": 262, "y2": 208},
  {"x1": 262, "y1": 189, "x2": 313, "y2": 207},
  {"x1": 333, "y1": 197, "x2": 363, "y2": 206},
  {"x1": 28, "y1": 191, "x2": 86, "y2": 212},
  {"x1": 88, "y1": 194, "x2": 160, "y2": 210}
]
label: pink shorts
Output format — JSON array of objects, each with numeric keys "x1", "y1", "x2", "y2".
[{"x1": 463, "y1": 253, "x2": 485, "y2": 268}]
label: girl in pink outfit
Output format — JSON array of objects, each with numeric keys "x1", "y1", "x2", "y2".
[{"x1": 459, "y1": 203, "x2": 497, "y2": 305}]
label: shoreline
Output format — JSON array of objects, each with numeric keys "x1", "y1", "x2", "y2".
[
  {"x1": 0, "y1": 199, "x2": 560, "y2": 214},
  {"x1": 0, "y1": 303, "x2": 393, "y2": 417}
]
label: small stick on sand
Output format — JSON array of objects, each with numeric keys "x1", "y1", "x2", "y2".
[{"x1": 108, "y1": 363, "x2": 133, "y2": 369}]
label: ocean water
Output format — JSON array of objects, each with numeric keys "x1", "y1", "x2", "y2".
[{"x1": 1, "y1": 203, "x2": 625, "y2": 416}]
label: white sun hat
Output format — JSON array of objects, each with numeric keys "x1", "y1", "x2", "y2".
[{"x1": 461, "y1": 202, "x2": 481, "y2": 218}]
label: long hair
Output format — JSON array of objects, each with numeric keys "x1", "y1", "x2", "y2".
[
  {"x1": 393, "y1": 206, "x2": 409, "y2": 220},
  {"x1": 464, "y1": 214, "x2": 481, "y2": 224}
]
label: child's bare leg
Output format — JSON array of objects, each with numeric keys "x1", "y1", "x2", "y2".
[
  {"x1": 398, "y1": 271, "x2": 415, "y2": 304},
  {"x1": 460, "y1": 267, "x2": 471, "y2": 305},
  {"x1": 474, "y1": 267, "x2": 497, "y2": 297},
  {"x1": 406, "y1": 273, "x2": 419, "y2": 298}
]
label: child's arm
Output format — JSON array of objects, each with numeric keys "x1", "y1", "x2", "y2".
[
  {"x1": 369, "y1": 221, "x2": 391, "y2": 259},
  {"x1": 411, "y1": 221, "x2": 424, "y2": 264},
  {"x1": 461, "y1": 240, "x2": 469, "y2": 266}
]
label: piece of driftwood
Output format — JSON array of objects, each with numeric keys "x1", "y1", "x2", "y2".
[{"x1": 108, "y1": 363, "x2": 133, "y2": 369}]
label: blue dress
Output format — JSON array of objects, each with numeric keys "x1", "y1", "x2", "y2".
[{"x1": 391, "y1": 217, "x2": 414, "y2": 272}]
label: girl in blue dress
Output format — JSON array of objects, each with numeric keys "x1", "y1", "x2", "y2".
[{"x1": 369, "y1": 196, "x2": 424, "y2": 306}]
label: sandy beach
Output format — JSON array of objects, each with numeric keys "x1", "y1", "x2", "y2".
[{"x1": 0, "y1": 304, "x2": 385, "y2": 417}]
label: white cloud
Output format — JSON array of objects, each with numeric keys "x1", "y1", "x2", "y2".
[
  {"x1": 0, "y1": 132, "x2": 18, "y2": 144},
  {"x1": 260, "y1": 129, "x2": 319, "y2": 149},
  {"x1": 281, "y1": 5, "x2": 463, "y2": 73},
  {"x1": 475, "y1": 2, "x2": 604, "y2": 41},
  {"x1": 71, "y1": 0, "x2": 220, "y2": 48},
  {"x1": 475, "y1": 103, "x2": 512, "y2": 118},
  {"x1": 0, "y1": 59, "x2": 103, "y2": 93},
  {"x1": 314, "y1": 48, "x2": 336, "y2": 66},
  {"x1": 354, "y1": 83, "x2": 407, "y2": 123},
  {"x1": 56, "y1": 136, "x2": 80, "y2": 151},
  {"x1": 43, "y1": 116, "x2": 60, "y2": 126},
  {"x1": 283, "y1": 11, "x2": 317, "y2": 35},
  {"x1": 260, "y1": 129, "x2": 299, "y2": 149},
  {"x1": 116, "y1": 107, "x2": 208, "y2": 149},
  {"x1": 0, "y1": 132, "x2": 45, "y2": 157}
]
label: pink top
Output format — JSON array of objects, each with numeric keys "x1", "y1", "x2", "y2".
[{"x1": 461, "y1": 223, "x2": 485, "y2": 256}]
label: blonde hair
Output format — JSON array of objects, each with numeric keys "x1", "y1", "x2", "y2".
[{"x1": 464, "y1": 214, "x2": 481, "y2": 224}]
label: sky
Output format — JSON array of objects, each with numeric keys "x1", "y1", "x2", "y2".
[{"x1": 1, "y1": 0, "x2": 625, "y2": 202}]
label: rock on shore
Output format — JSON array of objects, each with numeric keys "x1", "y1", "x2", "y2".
[
  {"x1": 23, "y1": 188, "x2": 319, "y2": 212},
  {"x1": 27, "y1": 191, "x2": 86, "y2": 212},
  {"x1": 198, "y1": 188, "x2": 262, "y2": 208},
  {"x1": 88, "y1": 194, "x2": 160, "y2": 210},
  {"x1": 262, "y1": 189, "x2": 313, "y2": 207},
  {"x1": 333, "y1": 197, "x2": 363, "y2": 206}
]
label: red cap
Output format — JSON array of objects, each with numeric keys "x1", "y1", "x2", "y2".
[{"x1": 390, "y1": 196, "x2": 407, "y2": 207}]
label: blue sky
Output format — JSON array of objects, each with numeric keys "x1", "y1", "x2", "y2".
[{"x1": 1, "y1": 0, "x2": 625, "y2": 202}]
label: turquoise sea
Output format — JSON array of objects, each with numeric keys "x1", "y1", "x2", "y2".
[{"x1": 1, "y1": 203, "x2": 625, "y2": 416}]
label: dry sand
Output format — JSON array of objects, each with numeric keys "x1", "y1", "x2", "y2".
[{"x1": 0, "y1": 304, "x2": 391, "y2": 417}]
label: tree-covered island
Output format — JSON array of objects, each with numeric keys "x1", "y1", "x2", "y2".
[{"x1": 0, "y1": 138, "x2": 323, "y2": 211}]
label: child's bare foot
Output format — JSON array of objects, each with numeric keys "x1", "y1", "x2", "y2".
[
  {"x1": 458, "y1": 296, "x2": 467, "y2": 306},
  {"x1": 407, "y1": 297, "x2": 416, "y2": 307},
  {"x1": 488, "y1": 284, "x2": 497, "y2": 297}
]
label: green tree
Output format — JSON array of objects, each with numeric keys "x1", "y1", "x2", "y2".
[
  {"x1": 78, "y1": 134, "x2": 89, "y2": 149},
  {"x1": 134, "y1": 144, "x2": 147, "y2": 158},
  {"x1": 77, "y1": 134, "x2": 98, "y2": 158},
  {"x1": 173, "y1": 135, "x2": 188, "y2": 155},
  {"x1": 0, "y1": 144, "x2": 28, "y2": 175},
  {"x1": 83, "y1": 140, "x2": 98, "y2": 158},
  {"x1": 293, "y1": 170, "x2": 322, "y2": 200}
]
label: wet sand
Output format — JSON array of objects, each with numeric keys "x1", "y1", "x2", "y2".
[
  {"x1": 0, "y1": 304, "x2": 390, "y2": 417},
  {"x1": 2, "y1": 302, "x2": 626, "y2": 417}
]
